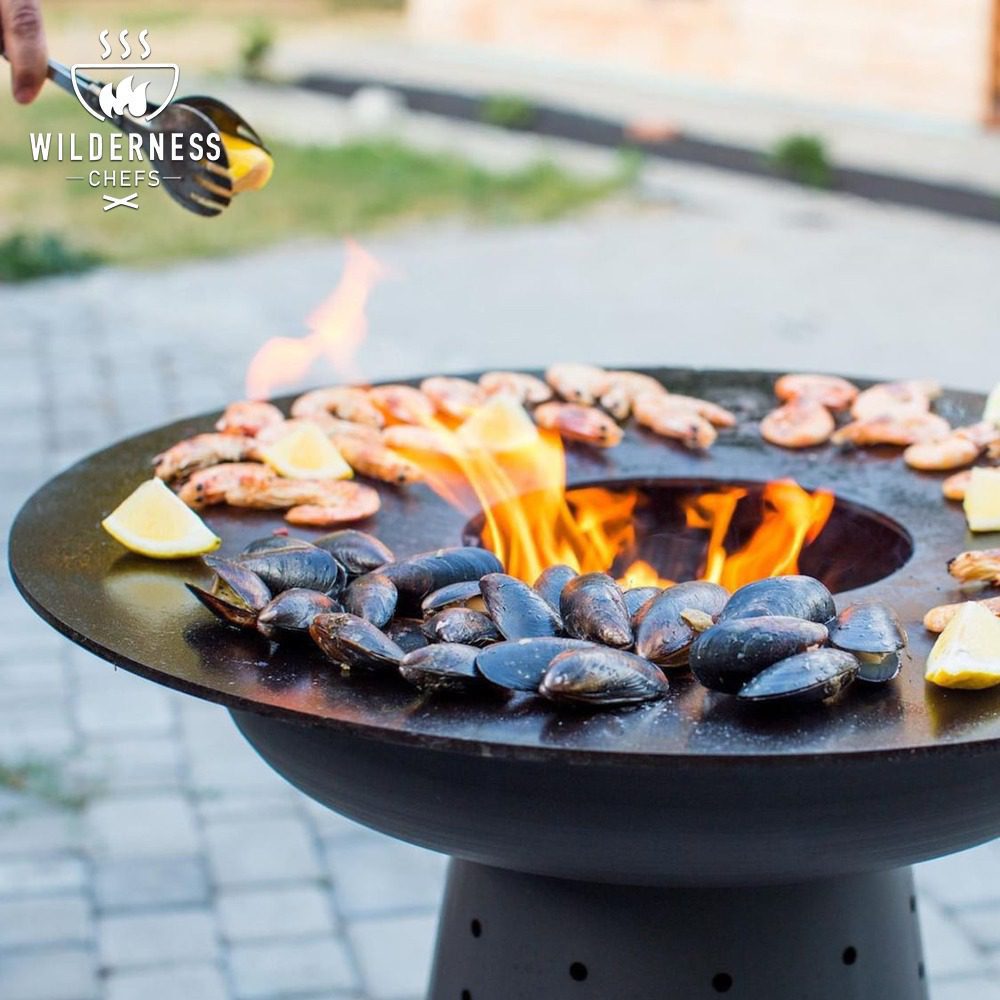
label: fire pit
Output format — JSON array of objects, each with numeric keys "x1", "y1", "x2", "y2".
[{"x1": 10, "y1": 367, "x2": 1000, "y2": 1000}]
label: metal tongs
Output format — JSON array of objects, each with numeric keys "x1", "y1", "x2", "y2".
[{"x1": 45, "y1": 57, "x2": 269, "y2": 217}]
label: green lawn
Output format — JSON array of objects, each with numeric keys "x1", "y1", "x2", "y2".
[{"x1": 0, "y1": 93, "x2": 632, "y2": 275}]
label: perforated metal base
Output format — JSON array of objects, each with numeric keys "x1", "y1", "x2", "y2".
[{"x1": 430, "y1": 861, "x2": 927, "y2": 1000}]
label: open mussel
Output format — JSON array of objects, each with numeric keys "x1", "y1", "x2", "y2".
[
  {"x1": 234, "y1": 544, "x2": 345, "y2": 596},
  {"x1": 380, "y1": 547, "x2": 503, "y2": 601},
  {"x1": 342, "y1": 573, "x2": 398, "y2": 628},
  {"x1": 420, "y1": 580, "x2": 483, "y2": 616},
  {"x1": 718, "y1": 575, "x2": 835, "y2": 625},
  {"x1": 399, "y1": 643, "x2": 486, "y2": 694},
  {"x1": 534, "y1": 564, "x2": 578, "y2": 614},
  {"x1": 540, "y1": 648, "x2": 669, "y2": 707},
  {"x1": 475, "y1": 637, "x2": 596, "y2": 692},
  {"x1": 187, "y1": 558, "x2": 271, "y2": 629},
  {"x1": 257, "y1": 589, "x2": 340, "y2": 640},
  {"x1": 689, "y1": 615, "x2": 829, "y2": 693},
  {"x1": 560, "y1": 573, "x2": 633, "y2": 648},
  {"x1": 309, "y1": 612, "x2": 404, "y2": 672},
  {"x1": 634, "y1": 580, "x2": 729, "y2": 666},
  {"x1": 737, "y1": 648, "x2": 859, "y2": 705},
  {"x1": 829, "y1": 602, "x2": 908, "y2": 683},
  {"x1": 385, "y1": 617, "x2": 431, "y2": 654},
  {"x1": 313, "y1": 529, "x2": 394, "y2": 576},
  {"x1": 422, "y1": 608, "x2": 500, "y2": 647},
  {"x1": 624, "y1": 586, "x2": 662, "y2": 619},
  {"x1": 480, "y1": 573, "x2": 562, "y2": 639}
]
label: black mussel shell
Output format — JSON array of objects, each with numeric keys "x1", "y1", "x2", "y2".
[
  {"x1": 534, "y1": 565, "x2": 578, "y2": 614},
  {"x1": 422, "y1": 608, "x2": 501, "y2": 647},
  {"x1": 309, "y1": 612, "x2": 404, "y2": 671},
  {"x1": 624, "y1": 586, "x2": 662, "y2": 619},
  {"x1": 241, "y1": 535, "x2": 313, "y2": 556},
  {"x1": 634, "y1": 580, "x2": 729, "y2": 665},
  {"x1": 312, "y1": 529, "x2": 394, "y2": 576},
  {"x1": 718, "y1": 576, "x2": 836, "y2": 625},
  {"x1": 855, "y1": 651, "x2": 903, "y2": 684},
  {"x1": 540, "y1": 648, "x2": 669, "y2": 707},
  {"x1": 342, "y1": 573, "x2": 398, "y2": 628},
  {"x1": 233, "y1": 545, "x2": 345, "y2": 596},
  {"x1": 476, "y1": 637, "x2": 596, "y2": 692},
  {"x1": 399, "y1": 643, "x2": 485, "y2": 694},
  {"x1": 481, "y1": 573, "x2": 562, "y2": 640},
  {"x1": 379, "y1": 547, "x2": 503, "y2": 601},
  {"x1": 257, "y1": 588, "x2": 340, "y2": 640},
  {"x1": 420, "y1": 580, "x2": 483, "y2": 616},
  {"x1": 385, "y1": 617, "x2": 431, "y2": 654},
  {"x1": 560, "y1": 573, "x2": 633, "y2": 648},
  {"x1": 737, "y1": 648, "x2": 859, "y2": 705},
  {"x1": 689, "y1": 615, "x2": 829, "y2": 693},
  {"x1": 829, "y1": 602, "x2": 908, "y2": 655},
  {"x1": 187, "y1": 559, "x2": 271, "y2": 629}
]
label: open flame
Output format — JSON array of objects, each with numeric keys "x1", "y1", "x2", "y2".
[{"x1": 244, "y1": 240, "x2": 388, "y2": 401}]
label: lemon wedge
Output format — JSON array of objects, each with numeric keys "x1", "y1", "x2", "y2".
[
  {"x1": 257, "y1": 421, "x2": 352, "y2": 480},
  {"x1": 102, "y1": 479, "x2": 221, "y2": 559},
  {"x1": 926, "y1": 601, "x2": 1000, "y2": 689},
  {"x1": 220, "y1": 132, "x2": 273, "y2": 194},
  {"x1": 983, "y1": 381, "x2": 1000, "y2": 428},
  {"x1": 964, "y1": 467, "x2": 1000, "y2": 533},
  {"x1": 458, "y1": 396, "x2": 539, "y2": 453}
]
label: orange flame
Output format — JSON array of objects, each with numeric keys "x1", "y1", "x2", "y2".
[{"x1": 244, "y1": 240, "x2": 388, "y2": 400}]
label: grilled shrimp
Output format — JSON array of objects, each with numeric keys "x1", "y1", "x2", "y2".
[
  {"x1": 381, "y1": 424, "x2": 454, "y2": 455},
  {"x1": 904, "y1": 433, "x2": 983, "y2": 471},
  {"x1": 943, "y1": 469, "x2": 973, "y2": 501},
  {"x1": 533, "y1": 402, "x2": 623, "y2": 447},
  {"x1": 178, "y1": 462, "x2": 276, "y2": 507},
  {"x1": 215, "y1": 400, "x2": 284, "y2": 437},
  {"x1": 957, "y1": 421, "x2": 1000, "y2": 449},
  {"x1": 924, "y1": 596, "x2": 1000, "y2": 633},
  {"x1": 661, "y1": 393, "x2": 737, "y2": 428},
  {"x1": 832, "y1": 413, "x2": 951, "y2": 447},
  {"x1": 255, "y1": 416, "x2": 380, "y2": 450},
  {"x1": 285, "y1": 482, "x2": 381, "y2": 527},
  {"x1": 633, "y1": 394, "x2": 717, "y2": 449},
  {"x1": 760, "y1": 400, "x2": 835, "y2": 449},
  {"x1": 850, "y1": 380, "x2": 940, "y2": 421},
  {"x1": 333, "y1": 434, "x2": 424, "y2": 485},
  {"x1": 226, "y1": 477, "x2": 381, "y2": 524},
  {"x1": 774, "y1": 374, "x2": 858, "y2": 411},
  {"x1": 368, "y1": 384, "x2": 436, "y2": 425},
  {"x1": 153, "y1": 434, "x2": 256, "y2": 482},
  {"x1": 545, "y1": 363, "x2": 610, "y2": 405},
  {"x1": 948, "y1": 548, "x2": 1000, "y2": 586},
  {"x1": 291, "y1": 387, "x2": 384, "y2": 428},
  {"x1": 478, "y1": 371, "x2": 552, "y2": 405},
  {"x1": 420, "y1": 376, "x2": 485, "y2": 421},
  {"x1": 599, "y1": 371, "x2": 665, "y2": 420}
]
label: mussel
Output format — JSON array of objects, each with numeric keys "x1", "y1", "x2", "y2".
[
  {"x1": 475, "y1": 637, "x2": 596, "y2": 692},
  {"x1": 232, "y1": 545, "x2": 345, "y2": 596},
  {"x1": 385, "y1": 617, "x2": 431, "y2": 654},
  {"x1": 399, "y1": 643, "x2": 485, "y2": 694},
  {"x1": 624, "y1": 586, "x2": 662, "y2": 619},
  {"x1": 560, "y1": 573, "x2": 633, "y2": 648},
  {"x1": 422, "y1": 608, "x2": 501, "y2": 647},
  {"x1": 737, "y1": 648, "x2": 859, "y2": 705},
  {"x1": 420, "y1": 580, "x2": 483, "y2": 616},
  {"x1": 634, "y1": 580, "x2": 729, "y2": 666},
  {"x1": 257, "y1": 588, "x2": 340, "y2": 640},
  {"x1": 828, "y1": 602, "x2": 908, "y2": 683},
  {"x1": 187, "y1": 558, "x2": 271, "y2": 629},
  {"x1": 342, "y1": 573, "x2": 398, "y2": 628},
  {"x1": 689, "y1": 615, "x2": 829, "y2": 693},
  {"x1": 379, "y1": 547, "x2": 503, "y2": 600},
  {"x1": 534, "y1": 565, "x2": 578, "y2": 614},
  {"x1": 313, "y1": 529, "x2": 394, "y2": 576},
  {"x1": 480, "y1": 573, "x2": 562, "y2": 640},
  {"x1": 241, "y1": 534, "x2": 312, "y2": 556},
  {"x1": 540, "y1": 648, "x2": 669, "y2": 707},
  {"x1": 718, "y1": 575, "x2": 835, "y2": 625},
  {"x1": 309, "y1": 612, "x2": 404, "y2": 671}
]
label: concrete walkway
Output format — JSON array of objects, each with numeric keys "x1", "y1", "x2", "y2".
[{"x1": 2, "y1": 166, "x2": 1000, "y2": 998}]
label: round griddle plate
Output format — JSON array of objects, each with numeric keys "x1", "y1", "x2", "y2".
[{"x1": 10, "y1": 368, "x2": 1000, "y2": 763}]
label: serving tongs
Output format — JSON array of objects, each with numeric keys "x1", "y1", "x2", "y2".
[{"x1": 43, "y1": 57, "x2": 268, "y2": 217}]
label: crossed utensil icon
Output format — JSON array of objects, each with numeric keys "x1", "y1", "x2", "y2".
[{"x1": 102, "y1": 192, "x2": 139, "y2": 211}]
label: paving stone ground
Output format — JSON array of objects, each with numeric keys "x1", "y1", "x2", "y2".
[{"x1": 2, "y1": 162, "x2": 1000, "y2": 998}]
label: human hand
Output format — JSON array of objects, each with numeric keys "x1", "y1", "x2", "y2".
[{"x1": 1, "y1": 0, "x2": 47, "y2": 103}]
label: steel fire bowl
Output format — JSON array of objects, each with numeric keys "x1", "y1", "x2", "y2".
[{"x1": 10, "y1": 368, "x2": 1000, "y2": 886}]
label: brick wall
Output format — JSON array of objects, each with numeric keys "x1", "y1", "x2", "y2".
[{"x1": 408, "y1": 0, "x2": 995, "y2": 124}]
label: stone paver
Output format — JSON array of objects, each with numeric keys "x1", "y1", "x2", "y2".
[{"x1": 2, "y1": 154, "x2": 1000, "y2": 999}]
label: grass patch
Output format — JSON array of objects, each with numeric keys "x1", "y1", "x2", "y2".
[
  {"x1": 480, "y1": 94, "x2": 539, "y2": 131},
  {"x1": 239, "y1": 21, "x2": 276, "y2": 79},
  {"x1": 0, "y1": 93, "x2": 630, "y2": 271},
  {"x1": 769, "y1": 133, "x2": 833, "y2": 189},
  {"x1": 0, "y1": 232, "x2": 102, "y2": 282},
  {"x1": 0, "y1": 759, "x2": 91, "y2": 811}
]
